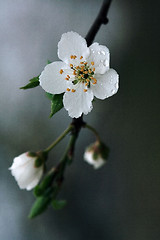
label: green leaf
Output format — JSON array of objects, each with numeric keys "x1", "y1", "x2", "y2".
[
  {"x1": 47, "y1": 60, "x2": 52, "y2": 64},
  {"x1": 45, "y1": 92, "x2": 54, "y2": 100},
  {"x1": 28, "y1": 196, "x2": 51, "y2": 219},
  {"x1": 52, "y1": 200, "x2": 67, "y2": 210},
  {"x1": 20, "y1": 76, "x2": 39, "y2": 90},
  {"x1": 50, "y1": 93, "x2": 64, "y2": 118}
]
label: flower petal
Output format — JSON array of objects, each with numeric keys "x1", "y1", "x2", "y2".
[
  {"x1": 63, "y1": 83, "x2": 94, "y2": 118},
  {"x1": 39, "y1": 61, "x2": 72, "y2": 94},
  {"x1": 58, "y1": 31, "x2": 90, "y2": 65},
  {"x1": 91, "y1": 69, "x2": 119, "y2": 100},
  {"x1": 87, "y1": 43, "x2": 110, "y2": 74}
]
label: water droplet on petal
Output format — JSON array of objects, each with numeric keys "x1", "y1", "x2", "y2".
[
  {"x1": 100, "y1": 50, "x2": 106, "y2": 55},
  {"x1": 98, "y1": 51, "x2": 100, "y2": 55}
]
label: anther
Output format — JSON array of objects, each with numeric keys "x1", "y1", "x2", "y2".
[
  {"x1": 80, "y1": 62, "x2": 84, "y2": 64},
  {"x1": 73, "y1": 70, "x2": 76, "y2": 75},
  {"x1": 80, "y1": 56, "x2": 83, "y2": 59},
  {"x1": 93, "y1": 67, "x2": 95, "y2": 71},
  {"x1": 71, "y1": 89, "x2": 76, "y2": 92},
  {"x1": 70, "y1": 55, "x2": 73, "y2": 59},
  {"x1": 91, "y1": 61, "x2": 94, "y2": 65},
  {"x1": 84, "y1": 89, "x2": 87, "y2": 92},
  {"x1": 66, "y1": 88, "x2": 70, "y2": 91},
  {"x1": 84, "y1": 71, "x2": 88, "y2": 74},
  {"x1": 84, "y1": 62, "x2": 88, "y2": 65},
  {"x1": 59, "y1": 69, "x2": 63, "y2": 74},
  {"x1": 70, "y1": 64, "x2": 73, "y2": 68},
  {"x1": 67, "y1": 75, "x2": 70, "y2": 78},
  {"x1": 65, "y1": 77, "x2": 69, "y2": 80}
]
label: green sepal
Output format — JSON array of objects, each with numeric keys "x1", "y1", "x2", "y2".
[
  {"x1": 34, "y1": 170, "x2": 55, "y2": 197},
  {"x1": 34, "y1": 157, "x2": 43, "y2": 168},
  {"x1": 47, "y1": 60, "x2": 52, "y2": 64},
  {"x1": 49, "y1": 93, "x2": 64, "y2": 118},
  {"x1": 99, "y1": 142, "x2": 109, "y2": 160},
  {"x1": 52, "y1": 200, "x2": 67, "y2": 210},
  {"x1": 28, "y1": 196, "x2": 52, "y2": 219},
  {"x1": 20, "y1": 76, "x2": 39, "y2": 90}
]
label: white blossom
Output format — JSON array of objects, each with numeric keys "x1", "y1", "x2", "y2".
[
  {"x1": 9, "y1": 152, "x2": 43, "y2": 191},
  {"x1": 84, "y1": 141, "x2": 108, "y2": 169},
  {"x1": 40, "y1": 31, "x2": 119, "y2": 118}
]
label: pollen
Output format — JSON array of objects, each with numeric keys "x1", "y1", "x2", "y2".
[
  {"x1": 70, "y1": 64, "x2": 73, "y2": 68},
  {"x1": 93, "y1": 67, "x2": 95, "y2": 71},
  {"x1": 91, "y1": 61, "x2": 94, "y2": 65},
  {"x1": 66, "y1": 88, "x2": 70, "y2": 91},
  {"x1": 93, "y1": 78, "x2": 97, "y2": 84},
  {"x1": 59, "y1": 69, "x2": 63, "y2": 74},
  {"x1": 80, "y1": 56, "x2": 83, "y2": 59},
  {"x1": 84, "y1": 89, "x2": 87, "y2": 92},
  {"x1": 71, "y1": 89, "x2": 76, "y2": 92}
]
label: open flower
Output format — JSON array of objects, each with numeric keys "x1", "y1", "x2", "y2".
[
  {"x1": 9, "y1": 152, "x2": 44, "y2": 190},
  {"x1": 40, "y1": 31, "x2": 119, "y2": 118},
  {"x1": 84, "y1": 141, "x2": 109, "y2": 169}
]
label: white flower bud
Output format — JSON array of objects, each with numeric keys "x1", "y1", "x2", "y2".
[
  {"x1": 84, "y1": 141, "x2": 109, "y2": 169},
  {"x1": 9, "y1": 152, "x2": 44, "y2": 191}
]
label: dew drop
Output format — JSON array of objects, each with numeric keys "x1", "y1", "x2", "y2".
[
  {"x1": 111, "y1": 89, "x2": 116, "y2": 94},
  {"x1": 100, "y1": 50, "x2": 106, "y2": 55}
]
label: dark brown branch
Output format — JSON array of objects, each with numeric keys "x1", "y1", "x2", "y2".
[{"x1": 85, "y1": 0, "x2": 112, "y2": 46}]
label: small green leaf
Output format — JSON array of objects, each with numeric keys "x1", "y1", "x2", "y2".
[
  {"x1": 52, "y1": 200, "x2": 67, "y2": 210},
  {"x1": 20, "y1": 76, "x2": 39, "y2": 90},
  {"x1": 45, "y1": 92, "x2": 54, "y2": 100},
  {"x1": 50, "y1": 93, "x2": 64, "y2": 118},
  {"x1": 28, "y1": 196, "x2": 51, "y2": 219}
]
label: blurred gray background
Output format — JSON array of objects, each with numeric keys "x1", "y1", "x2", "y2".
[{"x1": 0, "y1": 0, "x2": 160, "y2": 239}]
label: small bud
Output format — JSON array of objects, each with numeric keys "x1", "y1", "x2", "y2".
[
  {"x1": 9, "y1": 151, "x2": 47, "y2": 191},
  {"x1": 84, "y1": 141, "x2": 109, "y2": 169}
]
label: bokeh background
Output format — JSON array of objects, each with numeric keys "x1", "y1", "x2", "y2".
[{"x1": 0, "y1": 0, "x2": 160, "y2": 239}]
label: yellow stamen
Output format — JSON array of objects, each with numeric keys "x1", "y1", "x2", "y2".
[
  {"x1": 73, "y1": 70, "x2": 76, "y2": 75},
  {"x1": 81, "y1": 74, "x2": 84, "y2": 78},
  {"x1": 78, "y1": 76, "x2": 81, "y2": 79},
  {"x1": 88, "y1": 69, "x2": 92, "y2": 73},
  {"x1": 67, "y1": 75, "x2": 70, "y2": 78},
  {"x1": 80, "y1": 56, "x2": 83, "y2": 59},
  {"x1": 70, "y1": 55, "x2": 73, "y2": 59},
  {"x1": 76, "y1": 66, "x2": 79, "y2": 69},
  {"x1": 65, "y1": 77, "x2": 69, "y2": 80},
  {"x1": 84, "y1": 89, "x2": 87, "y2": 92},
  {"x1": 80, "y1": 62, "x2": 84, "y2": 64},
  {"x1": 59, "y1": 69, "x2": 63, "y2": 74},
  {"x1": 85, "y1": 83, "x2": 88, "y2": 86},
  {"x1": 67, "y1": 88, "x2": 70, "y2": 91},
  {"x1": 73, "y1": 55, "x2": 77, "y2": 59},
  {"x1": 84, "y1": 62, "x2": 88, "y2": 65},
  {"x1": 91, "y1": 61, "x2": 94, "y2": 65},
  {"x1": 84, "y1": 71, "x2": 88, "y2": 74},
  {"x1": 70, "y1": 64, "x2": 73, "y2": 68},
  {"x1": 93, "y1": 67, "x2": 95, "y2": 71},
  {"x1": 71, "y1": 89, "x2": 76, "y2": 92},
  {"x1": 93, "y1": 78, "x2": 97, "y2": 84},
  {"x1": 86, "y1": 79, "x2": 90, "y2": 82}
]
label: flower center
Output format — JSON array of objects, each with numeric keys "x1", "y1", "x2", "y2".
[{"x1": 60, "y1": 55, "x2": 97, "y2": 93}]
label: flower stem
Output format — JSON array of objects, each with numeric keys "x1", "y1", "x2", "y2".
[
  {"x1": 45, "y1": 125, "x2": 73, "y2": 153},
  {"x1": 84, "y1": 124, "x2": 101, "y2": 141}
]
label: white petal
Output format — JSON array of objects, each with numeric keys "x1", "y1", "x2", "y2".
[
  {"x1": 58, "y1": 32, "x2": 90, "y2": 64},
  {"x1": 91, "y1": 69, "x2": 119, "y2": 100},
  {"x1": 63, "y1": 83, "x2": 94, "y2": 118},
  {"x1": 84, "y1": 152, "x2": 105, "y2": 169},
  {"x1": 87, "y1": 43, "x2": 110, "y2": 74},
  {"x1": 39, "y1": 61, "x2": 72, "y2": 94},
  {"x1": 9, "y1": 153, "x2": 43, "y2": 190}
]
